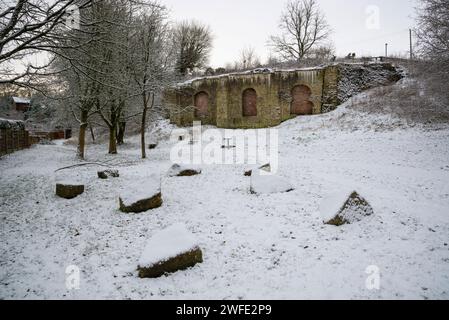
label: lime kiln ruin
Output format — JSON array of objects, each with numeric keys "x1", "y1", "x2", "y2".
[{"x1": 165, "y1": 63, "x2": 402, "y2": 129}]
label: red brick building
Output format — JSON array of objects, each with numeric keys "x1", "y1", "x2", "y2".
[{"x1": 12, "y1": 97, "x2": 31, "y2": 112}]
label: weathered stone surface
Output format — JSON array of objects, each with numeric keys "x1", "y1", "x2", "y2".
[
  {"x1": 98, "y1": 169, "x2": 119, "y2": 179},
  {"x1": 244, "y1": 170, "x2": 252, "y2": 177},
  {"x1": 321, "y1": 191, "x2": 374, "y2": 226},
  {"x1": 168, "y1": 164, "x2": 202, "y2": 177},
  {"x1": 138, "y1": 247, "x2": 203, "y2": 278},
  {"x1": 119, "y1": 192, "x2": 162, "y2": 213},
  {"x1": 56, "y1": 183, "x2": 84, "y2": 199},
  {"x1": 178, "y1": 169, "x2": 201, "y2": 177},
  {"x1": 259, "y1": 163, "x2": 271, "y2": 172}
]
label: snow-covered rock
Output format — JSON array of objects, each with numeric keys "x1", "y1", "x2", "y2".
[
  {"x1": 320, "y1": 191, "x2": 374, "y2": 226},
  {"x1": 97, "y1": 169, "x2": 119, "y2": 179},
  {"x1": 250, "y1": 171, "x2": 294, "y2": 195},
  {"x1": 138, "y1": 224, "x2": 203, "y2": 278},
  {"x1": 119, "y1": 177, "x2": 162, "y2": 213},
  {"x1": 244, "y1": 163, "x2": 271, "y2": 176},
  {"x1": 167, "y1": 164, "x2": 202, "y2": 177}
]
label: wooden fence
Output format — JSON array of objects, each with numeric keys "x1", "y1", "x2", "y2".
[
  {"x1": 0, "y1": 127, "x2": 31, "y2": 157},
  {"x1": 1, "y1": 118, "x2": 72, "y2": 157}
]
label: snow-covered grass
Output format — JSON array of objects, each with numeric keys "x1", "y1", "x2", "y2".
[
  {"x1": 1, "y1": 82, "x2": 449, "y2": 300},
  {"x1": 250, "y1": 172, "x2": 294, "y2": 195}
]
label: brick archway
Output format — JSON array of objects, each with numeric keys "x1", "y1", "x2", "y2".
[
  {"x1": 291, "y1": 85, "x2": 314, "y2": 115},
  {"x1": 194, "y1": 92, "x2": 209, "y2": 118},
  {"x1": 242, "y1": 88, "x2": 257, "y2": 117}
]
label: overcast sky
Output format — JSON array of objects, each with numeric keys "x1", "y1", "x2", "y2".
[{"x1": 163, "y1": 0, "x2": 418, "y2": 67}]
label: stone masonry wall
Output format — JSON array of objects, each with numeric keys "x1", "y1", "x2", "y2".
[{"x1": 165, "y1": 63, "x2": 401, "y2": 129}]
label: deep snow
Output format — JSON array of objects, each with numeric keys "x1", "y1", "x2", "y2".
[{"x1": 1, "y1": 87, "x2": 449, "y2": 300}]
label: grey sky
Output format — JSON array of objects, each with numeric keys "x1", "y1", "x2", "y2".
[{"x1": 163, "y1": 0, "x2": 418, "y2": 67}]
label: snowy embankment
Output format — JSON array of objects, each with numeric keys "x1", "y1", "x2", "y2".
[{"x1": 0, "y1": 82, "x2": 449, "y2": 299}]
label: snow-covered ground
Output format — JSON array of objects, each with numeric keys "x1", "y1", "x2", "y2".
[{"x1": 1, "y1": 87, "x2": 449, "y2": 300}]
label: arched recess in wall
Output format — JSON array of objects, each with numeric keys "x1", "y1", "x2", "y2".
[
  {"x1": 291, "y1": 85, "x2": 314, "y2": 115},
  {"x1": 242, "y1": 88, "x2": 258, "y2": 117},
  {"x1": 194, "y1": 92, "x2": 209, "y2": 118}
]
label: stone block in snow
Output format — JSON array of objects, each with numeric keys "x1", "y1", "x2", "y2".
[
  {"x1": 56, "y1": 182, "x2": 85, "y2": 199},
  {"x1": 138, "y1": 224, "x2": 203, "y2": 278},
  {"x1": 119, "y1": 178, "x2": 162, "y2": 213},
  {"x1": 167, "y1": 164, "x2": 202, "y2": 177},
  {"x1": 320, "y1": 191, "x2": 374, "y2": 226},
  {"x1": 250, "y1": 171, "x2": 294, "y2": 195}
]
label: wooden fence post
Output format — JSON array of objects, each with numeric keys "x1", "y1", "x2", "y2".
[
  {"x1": 6, "y1": 129, "x2": 12, "y2": 154},
  {"x1": 12, "y1": 130, "x2": 17, "y2": 151},
  {"x1": 0, "y1": 129, "x2": 6, "y2": 156},
  {"x1": 16, "y1": 130, "x2": 21, "y2": 150},
  {"x1": 18, "y1": 130, "x2": 24, "y2": 150},
  {"x1": 25, "y1": 131, "x2": 30, "y2": 148}
]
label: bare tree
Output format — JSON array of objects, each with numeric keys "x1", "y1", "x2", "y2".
[
  {"x1": 93, "y1": 0, "x2": 134, "y2": 155},
  {"x1": 0, "y1": 0, "x2": 92, "y2": 87},
  {"x1": 307, "y1": 43, "x2": 335, "y2": 61},
  {"x1": 415, "y1": 0, "x2": 449, "y2": 64},
  {"x1": 269, "y1": 0, "x2": 331, "y2": 62},
  {"x1": 414, "y1": 0, "x2": 449, "y2": 105},
  {"x1": 174, "y1": 20, "x2": 213, "y2": 76},
  {"x1": 237, "y1": 46, "x2": 261, "y2": 70},
  {"x1": 129, "y1": 3, "x2": 175, "y2": 159},
  {"x1": 54, "y1": 0, "x2": 117, "y2": 158}
]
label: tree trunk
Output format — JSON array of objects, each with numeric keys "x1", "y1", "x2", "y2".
[
  {"x1": 117, "y1": 121, "x2": 126, "y2": 145},
  {"x1": 89, "y1": 125, "x2": 95, "y2": 143},
  {"x1": 141, "y1": 93, "x2": 155, "y2": 159},
  {"x1": 77, "y1": 110, "x2": 88, "y2": 159},
  {"x1": 108, "y1": 125, "x2": 117, "y2": 154},
  {"x1": 141, "y1": 109, "x2": 147, "y2": 159},
  {"x1": 141, "y1": 94, "x2": 149, "y2": 159}
]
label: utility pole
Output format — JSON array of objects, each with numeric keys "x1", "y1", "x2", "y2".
[
  {"x1": 385, "y1": 43, "x2": 388, "y2": 57},
  {"x1": 409, "y1": 29, "x2": 413, "y2": 59}
]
